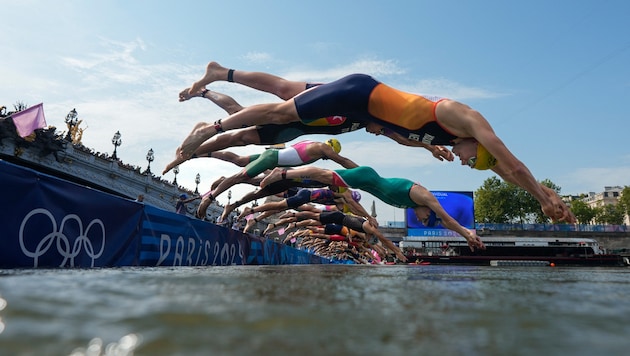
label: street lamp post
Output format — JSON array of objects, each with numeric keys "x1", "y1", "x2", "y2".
[
  {"x1": 173, "y1": 165, "x2": 179, "y2": 185},
  {"x1": 64, "y1": 108, "x2": 78, "y2": 142},
  {"x1": 145, "y1": 148, "x2": 154, "y2": 174},
  {"x1": 228, "y1": 190, "x2": 232, "y2": 206},
  {"x1": 111, "y1": 131, "x2": 122, "y2": 160},
  {"x1": 195, "y1": 173, "x2": 201, "y2": 194}
]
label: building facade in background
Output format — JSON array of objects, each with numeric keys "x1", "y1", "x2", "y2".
[{"x1": 582, "y1": 186, "x2": 628, "y2": 225}]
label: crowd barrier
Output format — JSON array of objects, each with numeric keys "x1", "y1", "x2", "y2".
[
  {"x1": 0, "y1": 160, "x2": 331, "y2": 268},
  {"x1": 476, "y1": 223, "x2": 628, "y2": 233}
]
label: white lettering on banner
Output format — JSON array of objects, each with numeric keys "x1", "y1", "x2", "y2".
[
  {"x1": 211, "y1": 243, "x2": 220, "y2": 265},
  {"x1": 201, "y1": 240, "x2": 211, "y2": 265},
  {"x1": 186, "y1": 237, "x2": 195, "y2": 265},
  {"x1": 19, "y1": 208, "x2": 106, "y2": 268},
  {"x1": 156, "y1": 234, "x2": 171, "y2": 266},
  {"x1": 18, "y1": 208, "x2": 245, "y2": 267},
  {"x1": 174, "y1": 236, "x2": 184, "y2": 266},
  {"x1": 155, "y1": 233, "x2": 244, "y2": 267}
]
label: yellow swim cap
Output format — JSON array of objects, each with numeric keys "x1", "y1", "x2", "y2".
[
  {"x1": 473, "y1": 144, "x2": 497, "y2": 170},
  {"x1": 325, "y1": 138, "x2": 342, "y2": 154}
]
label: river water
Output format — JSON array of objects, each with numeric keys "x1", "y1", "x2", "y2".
[{"x1": 0, "y1": 265, "x2": 628, "y2": 356}]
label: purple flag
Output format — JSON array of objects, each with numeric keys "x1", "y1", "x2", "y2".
[{"x1": 11, "y1": 103, "x2": 47, "y2": 137}]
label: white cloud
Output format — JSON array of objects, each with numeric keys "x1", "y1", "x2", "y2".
[
  {"x1": 405, "y1": 78, "x2": 507, "y2": 101},
  {"x1": 561, "y1": 167, "x2": 630, "y2": 194},
  {"x1": 241, "y1": 51, "x2": 273, "y2": 63},
  {"x1": 279, "y1": 58, "x2": 405, "y2": 83}
]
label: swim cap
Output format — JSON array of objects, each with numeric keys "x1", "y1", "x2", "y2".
[
  {"x1": 351, "y1": 190, "x2": 361, "y2": 202},
  {"x1": 325, "y1": 138, "x2": 342, "y2": 154},
  {"x1": 472, "y1": 144, "x2": 497, "y2": 170}
]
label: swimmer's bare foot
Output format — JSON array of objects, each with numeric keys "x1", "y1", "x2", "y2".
[
  {"x1": 219, "y1": 202, "x2": 236, "y2": 222},
  {"x1": 178, "y1": 122, "x2": 217, "y2": 159},
  {"x1": 263, "y1": 223, "x2": 277, "y2": 236},
  {"x1": 218, "y1": 211, "x2": 229, "y2": 224},
  {"x1": 260, "y1": 168, "x2": 286, "y2": 188},
  {"x1": 220, "y1": 202, "x2": 239, "y2": 220},
  {"x1": 243, "y1": 218, "x2": 257, "y2": 233},
  {"x1": 189, "y1": 61, "x2": 230, "y2": 96},
  {"x1": 211, "y1": 176, "x2": 226, "y2": 191},
  {"x1": 237, "y1": 206, "x2": 253, "y2": 221},
  {"x1": 285, "y1": 222, "x2": 299, "y2": 232},
  {"x1": 278, "y1": 211, "x2": 296, "y2": 219},
  {"x1": 196, "y1": 194, "x2": 214, "y2": 219},
  {"x1": 282, "y1": 233, "x2": 294, "y2": 244},
  {"x1": 179, "y1": 87, "x2": 200, "y2": 102}
]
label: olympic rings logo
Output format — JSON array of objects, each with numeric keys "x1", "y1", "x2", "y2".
[{"x1": 19, "y1": 208, "x2": 106, "y2": 267}]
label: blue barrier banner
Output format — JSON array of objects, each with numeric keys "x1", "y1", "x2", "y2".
[
  {"x1": 1, "y1": 160, "x2": 332, "y2": 268},
  {"x1": 137, "y1": 207, "x2": 332, "y2": 266},
  {"x1": 139, "y1": 206, "x2": 330, "y2": 266},
  {"x1": 0, "y1": 160, "x2": 142, "y2": 268},
  {"x1": 474, "y1": 223, "x2": 626, "y2": 232},
  {"x1": 138, "y1": 205, "x2": 249, "y2": 266},
  {"x1": 257, "y1": 239, "x2": 332, "y2": 265}
]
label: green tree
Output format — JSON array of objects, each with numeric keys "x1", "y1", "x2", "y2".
[
  {"x1": 601, "y1": 204, "x2": 625, "y2": 225},
  {"x1": 474, "y1": 177, "x2": 510, "y2": 223},
  {"x1": 593, "y1": 206, "x2": 604, "y2": 224},
  {"x1": 509, "y1": 183, "x2": 539, "y2": 223},
  {"x1": 569, "y1": 199, "x2": 596, "y2": 225},
  {"x1": 618, "y1": 186, "x2": 630, "y2": 222},
  {"x1": 475, "y1": 176, "x2": 563, "y2": 224}
]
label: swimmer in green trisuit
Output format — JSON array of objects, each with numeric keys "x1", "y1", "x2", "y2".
[{"x1": 260, "y1": 165, "x2": 486, "y2": 252}]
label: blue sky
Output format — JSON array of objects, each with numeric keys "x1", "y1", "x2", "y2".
[{"x1": 2, "y1": 0, "x2": 629, "y2": 224}]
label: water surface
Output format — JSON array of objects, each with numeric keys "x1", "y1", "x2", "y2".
[{"x1": 0, "y1": 265, "x2": 628, "y2": 355}]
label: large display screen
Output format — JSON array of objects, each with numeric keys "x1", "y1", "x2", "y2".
[{"x1": 406, "y1": 191, "x2": 474, "y2": 236}]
